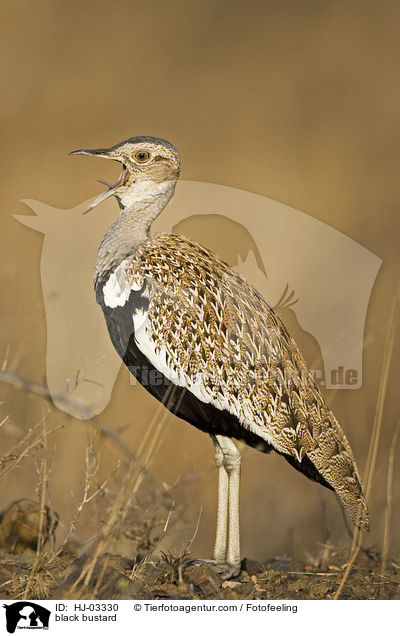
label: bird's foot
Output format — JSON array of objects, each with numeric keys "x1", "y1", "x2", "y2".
[{"x1": 184, "y1": 558, "x2": 240, "y2": 580}]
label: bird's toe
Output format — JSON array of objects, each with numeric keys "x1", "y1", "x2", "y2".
[{"x1": 184, "y1": 558, "x2": 240, "y2": 580}]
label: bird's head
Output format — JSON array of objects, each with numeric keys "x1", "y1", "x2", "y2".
[{"x1": 70, "y1": 136, "x2": 180, "y2": 214}]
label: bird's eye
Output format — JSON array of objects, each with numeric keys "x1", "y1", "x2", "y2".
[{"x1": 134, "y1": 150, "x2": 151, "y2": 163}]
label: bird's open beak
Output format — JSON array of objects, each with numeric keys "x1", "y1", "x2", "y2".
[{"x1": 70, "y1": 148, "x2": 128, "y2": 214}]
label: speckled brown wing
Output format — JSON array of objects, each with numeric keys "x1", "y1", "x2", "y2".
[{"x1": 126, "y1": 233, "x2": 369, "y2": 530}]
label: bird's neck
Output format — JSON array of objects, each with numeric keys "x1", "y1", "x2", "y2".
[
  {"x1": 94, "y1": 178, "x2": 176, "y2": 287},
  {"x1": 117, "y1": 177, "x2": 176, "y2": 239}
]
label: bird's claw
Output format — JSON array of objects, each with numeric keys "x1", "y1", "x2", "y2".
[{"x1": 184, "y1": 558, "x2": 241, "y2": 580}]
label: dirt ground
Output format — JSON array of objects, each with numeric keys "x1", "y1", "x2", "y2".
[
  {"x1": 0, "y1": 500, "x2": 398, "y2": 601},
  {"x1": 0, "y1": 547, "x2": 398, "y2": 601}
]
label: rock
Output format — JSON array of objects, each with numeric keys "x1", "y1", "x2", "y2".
[
  {"x1": 183, "y1": 563, "x2": 222, "y2": 597},
  {"x1": 64, "y1": 553, "x2": 146, "y2": 598},
  {"x1": 0, "y1": 499, "x2": 58, "y2": 554},
  {"x1": 135, "y1": 559, "x2": 172, "y2": 586},
  {"x1": 96, "y1": 567, "x2": 147, "y2": 599}
]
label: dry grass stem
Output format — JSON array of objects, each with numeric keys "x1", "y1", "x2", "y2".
[
  {"x1": 380, "y1": 423, "x2": 399, "y2": 594},
  {"x1": 0, "y1": 411, "x2": 62, "y2": 483},
  {"x1": 0, "y1": 369, "x2": 163, "y2": 498},
  {"x1": 333, "y1": 292, "x2": 398, "y2": 600},
  {"x1": 59, "y1": 442, "x2": 114, "y2": 552},
  {"x1": 364, "y1": 292, "x2": 398, "y2": 500}
]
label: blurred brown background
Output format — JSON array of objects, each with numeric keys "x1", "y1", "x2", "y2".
[{"x1": 0, "y1": 0, "x2": 399, "y2": 560}]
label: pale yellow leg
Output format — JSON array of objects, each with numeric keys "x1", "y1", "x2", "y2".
[
  {"x1": 213, "y1": 435, "x2": 241, "y2": 568},
  {"x1": 213, "y1": 443, "x2": 229, "y2": 563}
]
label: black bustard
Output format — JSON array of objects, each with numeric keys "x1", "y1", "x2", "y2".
[{"x1": 71, "y1": 136, "x2": 369, "y2": 577}]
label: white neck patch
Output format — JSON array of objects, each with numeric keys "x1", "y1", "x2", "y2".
[
  {"x1": 103, "y1": 259, "x2": 142, "y2": 308},
  {"x1": 119, "y1": 179, "x2": 172, "y2": 211}
]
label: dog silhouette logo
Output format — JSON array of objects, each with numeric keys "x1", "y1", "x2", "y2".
[{"x1": 3, "y1": 602, "x2": 50, "y2": 633}]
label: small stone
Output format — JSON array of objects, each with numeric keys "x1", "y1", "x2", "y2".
[
  {"x1": 241, "y1": 557, "x2": 265, "y2": 576},
  {"x1": 267, "y1": 559, "x2": 293, "y2": 572},
  {"x1": 152, "y1": 583, "x2": 192, "y2": 600},
  {"x1": 222, "y1": 580, "x2": 241, "y2": 589}
]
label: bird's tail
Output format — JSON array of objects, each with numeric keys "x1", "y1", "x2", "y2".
[
  {"x1": 338, "y1": 484, "x2": 369, "y2": 531},
  {"x1": 305, "y1": 411, "x2": 370, "y2": 531}
]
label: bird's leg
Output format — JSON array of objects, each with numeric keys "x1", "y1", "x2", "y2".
[
  {"x1": 186, "y1": 435, "x2": 240, "y2": 579},
  {"x1": 212, "y1": 439, "x2": 229, "y2": 563},
  {"x1": 215, "y1": 435, "x2": 241, "y2": 569}
]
